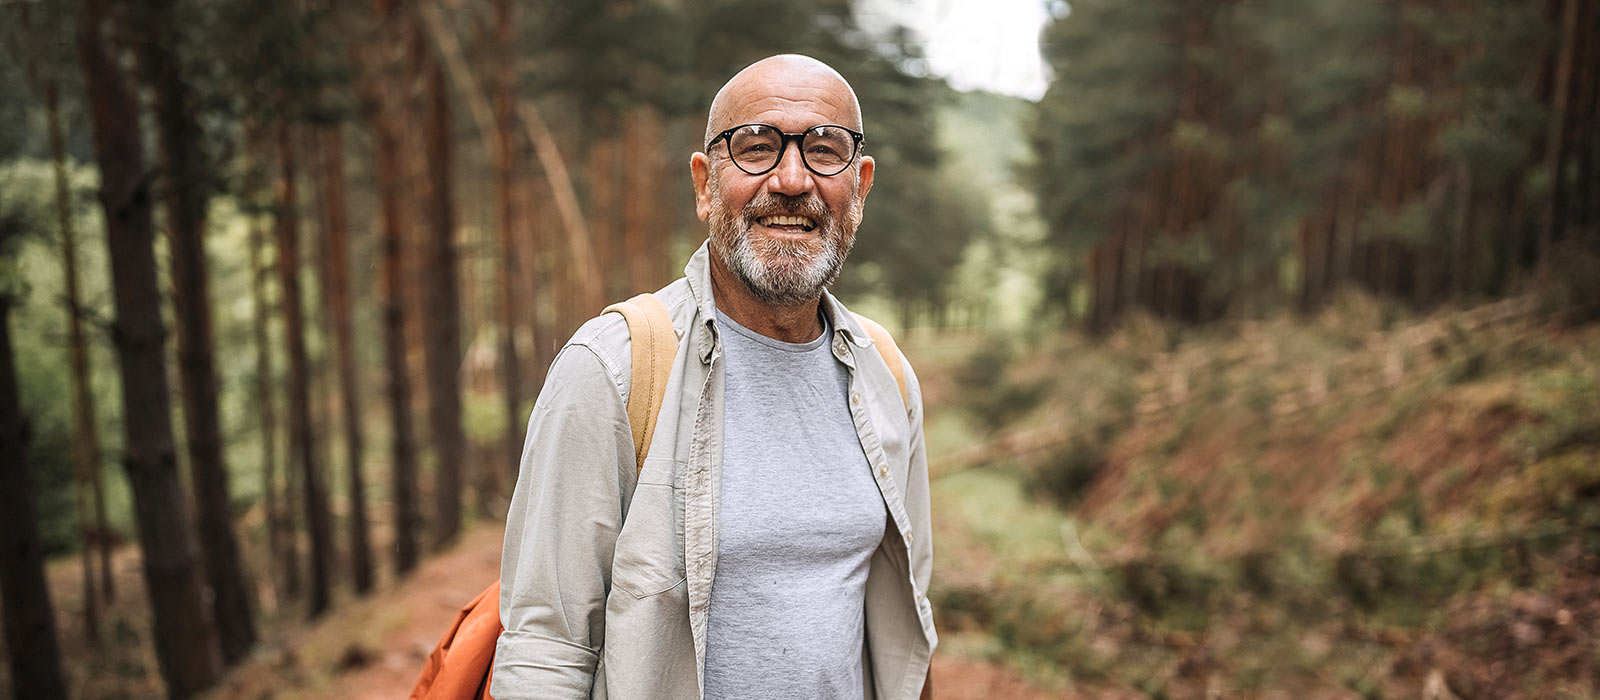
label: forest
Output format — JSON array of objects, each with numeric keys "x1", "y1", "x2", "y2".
[{"x1": 0, "y1": 0, "x2": 1596, "y2": 697}]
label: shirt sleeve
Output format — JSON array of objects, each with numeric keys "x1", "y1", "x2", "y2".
[
  {"x1": 492, "y1": 344, "x2": 634, "y2": 699},
  {"x1": 902, "y1": 355, "x2": 937, "y2": 643}
]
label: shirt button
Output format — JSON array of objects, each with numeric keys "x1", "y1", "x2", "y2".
[
  {"x1": 850, "y1": 392, "x2": 861, "y2": 406},
  {"x1": 878, "y1": 465, "x2": 889, "y2": 478},
  {"x1": 905, "y1": 533, "x2": 914, "y2": 545}
]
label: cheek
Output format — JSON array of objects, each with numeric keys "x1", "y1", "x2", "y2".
[
  {"x1": 823, "y1": 183, "x2": 860, "y2": 218},
  {"x1": 724, "y1": 189, "x2": 760, "y2": 216}
]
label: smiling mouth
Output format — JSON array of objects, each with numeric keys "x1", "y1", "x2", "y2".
[{"x1": 757, "y1": 214, "x2": 816, "y2": 232}]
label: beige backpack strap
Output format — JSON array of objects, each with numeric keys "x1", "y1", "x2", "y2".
[
  {"x1": 602, "y1": 293, "x2": 677, "y2": 474},
  {"x1": 851, "y1": 312, "x2": 909, "y2": 409}
]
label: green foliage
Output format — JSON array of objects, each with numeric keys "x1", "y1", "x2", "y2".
[
  {"x1": 1513, "y1": 368, "x2": 1600, "y2": 462},
  {"x1": 1114, "y1": 552, "x2": 1221, "y2": 625},
  {"x1": 1, "y1": 0, "x2": 83, "y2": 162},
  {"x1": 463, "y1": 389, "x2": 507, "y2": 445},
  {"x1": 1032, "y1": 439, "x2": 1107, "y2": 509},
  {"x1": 0, "y1": 159, "x2": 128, "y2": 553},
  {"x1": 957, "y1": 339, "x2": 1045, "y2": 433},
  {"x1": 1435, "y1": 0, "x2": 1549, "y2": 182},
  {"x1": 0, "y1": 36, "x2": 39, "y2": 160}
]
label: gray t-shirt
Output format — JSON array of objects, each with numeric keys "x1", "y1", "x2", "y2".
[{"x1": 703, "y1": 310, "x2": 887, "y2": 700}]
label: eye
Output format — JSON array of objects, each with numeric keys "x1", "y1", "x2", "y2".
[{"x1": 730, "y1": 140, "x2": 776, "y2": 157}]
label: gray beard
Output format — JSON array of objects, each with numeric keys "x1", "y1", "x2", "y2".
[{"x1": 708, "y1": 185, "x2": 860, "y2": 308}]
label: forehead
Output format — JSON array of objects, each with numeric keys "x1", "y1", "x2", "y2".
[{"x1": 717, "y1": 72, "x2": 860, "y2": 133}]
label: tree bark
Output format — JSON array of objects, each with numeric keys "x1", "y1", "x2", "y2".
[
  {"x1": 623, "y1": 106, "x2": 663, "y2": 291},
  {"x1": 364, "y1": 0, "x2": 422, "y2": 573},
  {"x1": 421, "y1": 55, "x2": 466, "y2": 549},
  {"x1": 44, "y1": 68, "x2": 108, "y2": 642},
  {"x1": 317, "y1": 124, "x2": 374, "y2": 594},
  {"x1": 17, "y1": 0, "x2": 117, "y2": 615},
  {"x1": 587, "y1": 133, "x2": 620, "y2": 300},
  {"x1": 275, "y1": 122, "x2": 336, "y2": 617},
  {"x1": 403, "y1": 23, "x2": 432, "y2": 453},
  {"x1": 246, "y1": 189, "x2": 291, "y2": 603},
  {"x1": 1571, "y1": 0, "x2": 1599, "y2": 231},
  {"x1": 1540, "y1": 0, "x2": 1581, "y2": 263},
  {"x1": 135, "y1": 0, "x2": 257, "y2": 663},
  {"x1": 1452, "y1": 165, "x2": 1476, "y2": 298},
  {"x1": 493, "y1": 0, "x2": 526, "y2": 484},
  {"x1": 0, "y1": 293, "x2": 68, "y2": 700},
  {"x1": 77, "y1": 1, "x2": 223, "y2": 694},
  {"x1": 411, "y1": 0, "x2": 600, "y2": 313}
]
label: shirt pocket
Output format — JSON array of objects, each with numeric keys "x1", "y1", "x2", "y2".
[{"x1": 611, "y1": 458, "x2": 686, "y2": 599}]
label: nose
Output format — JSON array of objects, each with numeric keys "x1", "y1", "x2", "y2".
[{"x1": 764, "y1": 139, "x2": 815, "y2": 197}]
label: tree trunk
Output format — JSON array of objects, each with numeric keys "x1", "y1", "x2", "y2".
[
  {"x1": 1453, "y1": 165, "x2": 1476, "y2": 298},
  {"x1": 45, "y1": 68, "x2": 107, "y2": 642},
  {"x1": 246, "y1": 123, "x2": 295, "y2": 604},
  {"x1": 421, "y1": 56, "x2": 466, "y2": 549},
  {"x1": 622, "y1": 107, "x2": 660, "y2": 293},
  {"x1": 403, "y1": 24, "x2": 432, "y2": 459},
  {"x1": 1540, "y1": 0, "x2": 1581, "y2": 263},
  {"x1": 524, "y1": 172, "x2": 556, "y2": 390},
  {"x1": 587, "y1": 133, "x2": 619, "y2": 300},
  {"x1": 1561, "y1": 0, "x2": 1597, "y2": 232},
  {"x1": 247, "y1": 195, "x2": 291, "y2": 603},
  {"x1": 493, "y1": 0, "x2": 525, "y2": 484},
  {"x1": 275, "y1": 122, "x2": 335, "y2": 618},
  {"x1": 0, "y1": 293, "x2": 68, "y2": 700},
  {"x1": 317, "y1": 124, "x2": 374, "y2": 594},
  {"x1": 412, "y1": 0, "x2": 599, "y2": 314},
  {"x1": 136, "y1": 0, "x2": 258, "y2": 663},
  {"x1": 77, "y1": 2, "x2": 223, "y2": 694},
  {"x1": 365, "y1": 0, "x2": 422, "y2": 573},
  {"x1": 20, "y1": 0, "x2": 117, "y2": 614}
]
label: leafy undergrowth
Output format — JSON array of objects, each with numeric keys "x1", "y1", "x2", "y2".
[{"x1": 912, "y1": 292, "x2": 1600, "y2": 698}]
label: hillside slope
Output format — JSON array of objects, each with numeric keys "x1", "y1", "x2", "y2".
[{"x1": 916, "y1": 293, "x2": 1599, "y2": 697}]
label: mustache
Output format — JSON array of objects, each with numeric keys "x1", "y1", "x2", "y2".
[{"x1": 743, "y1": 192, "x2": 830, "y2": 223}]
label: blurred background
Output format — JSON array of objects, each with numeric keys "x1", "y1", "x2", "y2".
[{"x1": 1, "y1": 0, "x2": 1597, "y2": 697}]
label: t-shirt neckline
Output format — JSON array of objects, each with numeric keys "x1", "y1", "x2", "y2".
[{"x1": 714, "y1": 307, "x2": 830, "y2": 353}]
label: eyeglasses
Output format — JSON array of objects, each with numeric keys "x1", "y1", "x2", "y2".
[{"x1": 706, "y1": 123, "x2": 864, "y2": 177}]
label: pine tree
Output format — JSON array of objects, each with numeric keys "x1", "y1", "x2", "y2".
[{"x1": 77, "y1": 0, "x2": 223, "y2": 692}]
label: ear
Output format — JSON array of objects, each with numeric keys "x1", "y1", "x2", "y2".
[
  {"x1": 857, "y1": 154, "x2": 875, "y2": 208},
  {"x1": 691, "y1": 151, "x2": 712, "y2": 221}
]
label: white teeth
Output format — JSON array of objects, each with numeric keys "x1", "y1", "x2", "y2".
[{"x1": 758, "y1": 215, "x2": 815, "y2": 228}]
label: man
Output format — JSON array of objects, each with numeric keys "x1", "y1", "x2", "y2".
[{"x1": 492, "y1": 54, "x2": 935, "y2": 700}]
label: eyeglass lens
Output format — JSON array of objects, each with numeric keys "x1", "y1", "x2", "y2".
[{"x1": 726, "y1": 125, "x2": 856, "y2": 175}]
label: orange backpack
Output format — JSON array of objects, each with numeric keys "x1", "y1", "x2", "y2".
[{"x1": 407, "y1": 295, "x2": 910, "y2": 700}]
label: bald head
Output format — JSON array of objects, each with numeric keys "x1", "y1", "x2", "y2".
[{"x1": 704, "y1": 54, "x2": 864, "y2": 147}]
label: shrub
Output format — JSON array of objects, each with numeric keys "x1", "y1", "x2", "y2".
[{"x1": 1032, "y1": 439, "x2": 1107, "y2": 508}]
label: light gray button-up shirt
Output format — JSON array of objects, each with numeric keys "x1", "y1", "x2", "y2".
[{"x1": 492, "y1": 242, "x2": 937, "y2": 700}]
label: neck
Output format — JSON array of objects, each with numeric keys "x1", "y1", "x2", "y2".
[{"x1": 708, "y1": 250, "x2": 824, "y2": 343}]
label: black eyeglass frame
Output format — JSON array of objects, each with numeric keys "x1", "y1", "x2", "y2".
[{"x1": 705, "y1": 123, "x2": 866, "y2": 177}]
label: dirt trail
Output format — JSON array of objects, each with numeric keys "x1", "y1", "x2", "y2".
[{"x1": 208, "y1": 524, "x2": 1053, "y2": 700}]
